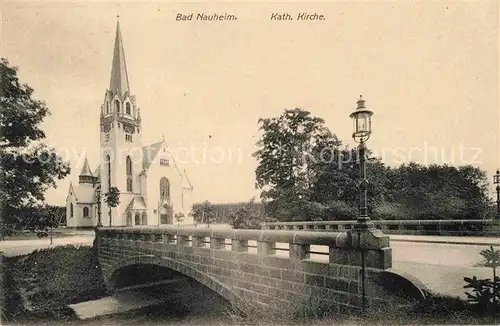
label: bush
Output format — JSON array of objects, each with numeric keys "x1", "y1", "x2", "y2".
[
  {"x1": 1, "y1": 255, "x2": 25, "y2": 320},
  {"x1": 323, "y1": 200, "x2": 357, "y2": 220},
  {"x1": 372, "y1": 202, "x2": 408, "y2": 220},
  {"x1": 230, "y1": 199, "x2": 262, "y2": 229},
  {"x1": 1, "y1": 245, "x2": 106, "y2": 322},
  {"x1": 463, "y1": 245, "x2": 500, "y2": 314}
]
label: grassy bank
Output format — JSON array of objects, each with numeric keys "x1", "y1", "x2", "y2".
[{"x1": 1, "y1": 245, "x2": 106, "y2": 324}]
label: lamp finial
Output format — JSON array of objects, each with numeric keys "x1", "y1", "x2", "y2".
[{"x1": 357, "y1": 95, "x2": 365, "y2": 109}]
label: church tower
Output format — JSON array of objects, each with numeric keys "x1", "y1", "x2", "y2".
[{"x1": 100, "y1": 19, "x2": 143, "y2": 226}]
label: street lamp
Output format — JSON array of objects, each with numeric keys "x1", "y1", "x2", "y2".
[
  {"x1": 494, "y1": 169, "x2": 500, "y2": 219},
  {"x1": 95, "y1": 183, "x2": 103, "y2": 229},
  {"x1": 349, "y1": 95, "x2": 374, "y2": 228}
]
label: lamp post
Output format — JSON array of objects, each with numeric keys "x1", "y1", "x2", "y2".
[
  {"x1": 494, "y1": 169, "x2": 500, "y2": 220},
  {"x1": 95, "y1": 183, "x2": 103, "y2": 229},
  {"x1": 349, "y1": 95, "x2": 374, "y2": 229},
  {"x1": 349, "y1": 95, "x2": 374, "y2": 315}
]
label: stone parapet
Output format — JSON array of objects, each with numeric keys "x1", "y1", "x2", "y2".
[{"x1": 96, "y1": 226, "x2": 425, "y2": 318}]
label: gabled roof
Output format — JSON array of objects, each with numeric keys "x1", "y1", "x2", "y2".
[
  {"x1": 72, "y1": 185, "x2": 97, "y2": 203},
  {"x1": 182, "y1": 169, "x2": 194, "y2": 190},
  {"x1": 126, "y1": 196, "x2": 147, "y2": 211},
  {"x1": 141, "y1": 139, "x2": 194, "y2": 190},
  {"x1": 67, "y1": 182, "x2": 76, "y2": 200},
  {"x1": 109, "y1": 20, "x2": 130, "y2": 97},
  {"x1": 142, "y1": 140, "x2": 164, "y2": 170}
]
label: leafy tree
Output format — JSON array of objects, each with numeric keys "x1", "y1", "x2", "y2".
[
  {"x1": 230, "y1": 197, "x2": 262, "y2": 229},
  {"x1": 104, "y1": 186, "x2": 120, "y2": 226},
  {"x1": 29, "y1": 205, "x2": 66, "y2": 243},
  {"x1": 390, "y1": 163, "x2": 492, "y2": 220},
  {"x1": 254, "y1": 108, "x2": 341, "y2": 220},
  {"x1": 174, "y1": 212, "x2": 185, "y2": 226},
  {"x1": 0, "y1": 58, "x2": 70, "y2": 237},
  {"x1": 252, "y1": 109, "x2": 493, "y2": 222},
  {"x1": 189, "y1": 201, "x2": 216, "y2": 227}
]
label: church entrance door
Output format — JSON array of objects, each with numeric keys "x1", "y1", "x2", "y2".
[{"x1": 160, "y1": 205, "x2": 174, "y2": 224}]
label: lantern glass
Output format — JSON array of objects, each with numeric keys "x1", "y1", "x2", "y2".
[
  {"x1": 349, "y1": 96, "x2": 373, "y2": 143},
  {"x1": 356, "y1": 112, "x2": 371, "y2": 134},
  {"x1": 351, "y1": 110, "x2": 372, "y2": 142}
]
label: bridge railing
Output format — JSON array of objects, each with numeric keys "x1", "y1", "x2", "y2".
[
  {"x1": 98, "y1": 225, "x2": 390, "y2": 269},
  {"x1": 260, "y1": 219, "x2": 499, "y2": 237}
]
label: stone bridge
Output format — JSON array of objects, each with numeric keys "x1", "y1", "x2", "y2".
[
  {"x1": 96, "y1": 226, "x2": 427, "y2": 317},
  {"x1": 261, "y1": 219, "x2": 499, "y2": 237}
]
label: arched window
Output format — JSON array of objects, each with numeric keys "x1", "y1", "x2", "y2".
[
  {"x1": 70, "y1": 203, "x2": 74, "y2": 218},
  {"x1": 126, "y1": 212, "x2": 132, "y2": 226},
  {"x1": 106, "y1": 102, "x2": 110, "y2": 114},
  {"x1": 106, "y1": 155, "x2": 111, "y2": 189},
  {"x1": 126, "y1": 156, "x2": 132, "y2": 192},
  {"x1": 83, "y1": 207, "x2": 89, "y2": 217},
  {"x1": 115, "y1": 99, "x2": 120, "y2": 113},
  {"x1": 135, "y1": 213, "x2": 140, "y2": 225},
  {"x1": 141, "y1": 212, "x2": 147, "y2": 225},
  {"x1": 126, "y1": 102, "x2": 131, "y2": 115},
  {"x1": 160, "y1": 177, "x2": 170, "y2": 203}
]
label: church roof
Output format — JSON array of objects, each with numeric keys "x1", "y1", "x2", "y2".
[
  {"x1": 79, "y1": 156, "x2": 93, "y2": 177},
  {"x1": 182, "y1": 169, "x2": 194, "y2": 190},
  {"x1": 126, "y1": 196, "x2": 147, "y2": 211},
  {"x1": 109, "y1": 20, "x2": 130, "y2": 97},
  {"x1": 93, "y1": 164, "x2": 100, "y2": 180},
  {"x1": 73, "y1": 185, "x2": 96, "y2": 204},
  {"x1": 141, "y1": 139, "x2": 194, "y2": 189},
  {"x1": 142, "y1": 140, "x2": 164, "y2": 170}
]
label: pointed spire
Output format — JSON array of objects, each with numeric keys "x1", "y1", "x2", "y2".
[
  {"x1": 80, "y1": 156, "x2": 93, "y2": 177},
  {"x1": 109, "y1": 18, "x2": 130, "y2": 96}
]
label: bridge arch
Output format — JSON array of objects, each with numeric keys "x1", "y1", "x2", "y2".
[{"x1": 105, "y1": 254, "x2": 241, "y2": 308}]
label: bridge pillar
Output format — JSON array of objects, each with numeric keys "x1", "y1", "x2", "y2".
[
  {"x1": 258, "y1": 240, "x2": 276, "y2": 255},
  {"x1": 289, "y1": 243, "x2": 309, "y2": 260},
  {"x1": 210, "y1": 237, "x2": 225, "y2": 250},
  {"x1": 192, "y1": 236, "x2": 203, "y2": 247},
  {"x1": 231, "y1": 239, "x2": 248, "y2": 252},
  {"x1": 177, "y1": 235, "x2": 187, "y2": 246}
]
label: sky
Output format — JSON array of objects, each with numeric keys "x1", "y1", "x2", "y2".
[{"x1": 2, "y1": 0, "x2": 499, "y2": 205}]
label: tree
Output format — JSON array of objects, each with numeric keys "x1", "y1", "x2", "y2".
[
  {"x1": 312, "y1": 146, "x2": 392, "y2": 220},
  {"x1": 31, "y1": 205, "x2": 65, "y2": 244},
  {"x1": 253, "y1": 108, "x2": 340, "y2": 221},
  {"x1": 104, "y1": 186, "x2": 120, "y2": 226},
  {"x1": 230, "y1": 197, "x2": 262, "y2": 229},
  {"x1": 0, "y1": 59, "x2": 71, "y2": 237},
  {"x1": 174, "y1": 212, "x2": 185, "y2": 226},
  {"x1": 390, "y1": 163, "x2": 492, "y2": 220},
  {"x1": 189, "y1": 201, "x2": 216, "y2": 227}
]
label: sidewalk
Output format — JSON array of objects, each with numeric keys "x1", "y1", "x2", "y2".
[
  {"x1": 0, "y1": 235, "x2": 94, "y2": 257},
  {"x1": 389, "y1": 234, "x2": 499, "y2": 246},
  {"x1": 392, "y1": 261, "x2": 491, "y2": 299}
]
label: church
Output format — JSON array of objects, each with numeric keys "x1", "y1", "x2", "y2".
[{"x1": 66, "y1": 20, "x2": 194, "y2": 227}]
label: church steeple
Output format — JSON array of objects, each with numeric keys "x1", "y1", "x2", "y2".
[
  {"x1": 79, "y1": 155, "x2": 94, "y2": 184},
  {"x1": 109, "y1": 18, "x2": 130, "y2": 97}
]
